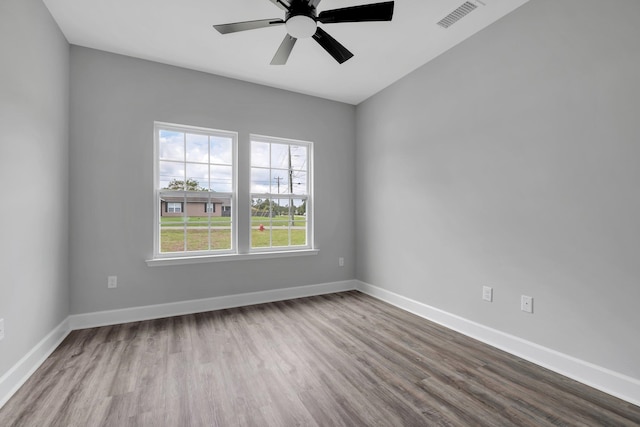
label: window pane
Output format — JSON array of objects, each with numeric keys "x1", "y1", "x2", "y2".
[
  {"x1": 159, "y1": 161, "x2": 184, "y2": 189},
  {"x1": 271, "y1": 143, "x2": 290, "y2": 169},
  {"x1": 186, "y1": 133, "x2": 209, "y2": 163},
  {"x1": 251, "y1": 141, "x2": 270, "y2": 167},
  {"x1": 251, "y1": 197, "x2": 271, "y2": 248},
  {"x1": 291, "y1": 171, "x2": 307, "y2": 195},
  {"x1": 271, "y1": 213, "x2": 289, "y2": 247},
  {"x1": 211, "y1": 136, "x2": 233, "y2": 165},
  {"x1": 186, "y1": 163, "x2": 209, "y2": 190},
  {"x1": 211, "y1": 165, "x2": 233, "y2": 193},
  {"x1": 286, "y1": 198, "x2": 307, "y2": 246},
  {"x1": 271, "y1": 171, "x2": 289, "y2": 195},
  {"x1": 159, "y1": 130, "x2": 184, "y2": 160},
  {"x1": 251, "y1": 197, "x2": 272, "y2": 219},
  {"x1": 160, "y1": 219, "x2": 185, "y2": 252},
  {"x1": 210, "y1": 196, "x2": 232, "y2": 250},
  {"x1": 251, "y1": 167, "x2": 271, "y2": 193},
  {"x1": 186, "y1": 226, "x2": 210, "y2": 252},
  {"x1": 290, "y1": 145, "x2": 307, "y2": 170}
]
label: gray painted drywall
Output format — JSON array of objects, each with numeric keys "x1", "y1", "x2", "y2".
[
  {"x1": 0, "y1": 0, "x2": 69, "y2": 376},
  {"x1": 356, "y1": 0, "x2": 640, "y2": 379},
  {"x1": 69, "y1": 47, "x2": 356, "y2": 314}
]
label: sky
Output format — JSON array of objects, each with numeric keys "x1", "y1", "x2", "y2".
[{"x1": 158, "y1": 128, "x2": 309, "y2": 199}]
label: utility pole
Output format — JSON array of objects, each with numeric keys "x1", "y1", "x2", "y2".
[
  {"x1": 274, "y1": 176, "x2": 282, "y2": 194},
  {"x1": 288, "y1": 145, "x2": 294, "y2": 226}
]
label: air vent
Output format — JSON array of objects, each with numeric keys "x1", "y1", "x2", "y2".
[{"x1": 437, "y1": 1, "x2": 478, "y2": 28}]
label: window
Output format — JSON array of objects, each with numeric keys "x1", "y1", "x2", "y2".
[
  {"x1": 154, "y1": 123, "x2": 236, "y2": 257},
  {"x1": 152, "y1": 123, "x2": 313, "y2": 263},
  {"x1": 250, "y1": 135, "x2": 311, "y2": 250},
  {"x1": 167, "y1": 202, "x2": 182, "y2": 213}
]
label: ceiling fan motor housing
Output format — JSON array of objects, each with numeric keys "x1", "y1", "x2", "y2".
[{"x1": 285, "y1": 2, "x2": 317, "y2": 38}]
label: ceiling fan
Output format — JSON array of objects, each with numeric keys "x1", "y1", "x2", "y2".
[{"x1": 213, "y1": 0, "x2": 395, "y2": 65}]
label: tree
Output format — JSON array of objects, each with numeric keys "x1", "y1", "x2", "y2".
[
  {"x1": 164, "y1": 178, "x2": 207, "y2": 191},
  {"x1": 296, "y1": 200, "x2": 306, "y2": 216}
]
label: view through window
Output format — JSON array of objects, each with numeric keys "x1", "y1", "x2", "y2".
[
  {"x1": 155, "y1": 123, "x2": 236, "y2": 255},
  {"x1": 153, "y1": 123, "x2": 313, "y2": 259},
  {"x1": 250, "y1": 136, "x2": 311, "y2": 250}
]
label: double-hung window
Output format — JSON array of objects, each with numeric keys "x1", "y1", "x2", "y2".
[
  {"x1": 152, "y1": 123, "x2": 313, "y2": 262},
  {"x1": 250, "y1": 135, "x2": 312, "y2": 251},
  {"x1": 154, "y1": 122, "x2": 236, "y2": 257}
]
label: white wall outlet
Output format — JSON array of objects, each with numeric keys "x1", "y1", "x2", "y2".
[
  {"x1": 107, "y1": 275, "x2": 118, "y2": 289},
  {"x1": 482, "y1": 286, "x2": 493, "y2": 302},
  {"x1": 521, "y1": 295, "x2": 533, "y2": 313},
  {"x1": 0, "y1": 318, "x2": 5, "y2": 341},
  {"x1": 338, "y1": 257, "x2": 344, "y2": 267}
]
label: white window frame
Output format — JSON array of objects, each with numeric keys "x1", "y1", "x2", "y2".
[
  {"x1": 148, "y1": 124, "x2": 316, "y2": 266},
  {"x1": 152, "y1": 122, "x2": 237, "y2": 260},
  {"x1": 250, "y1": 134, "x2": 313, "y2": 253}
]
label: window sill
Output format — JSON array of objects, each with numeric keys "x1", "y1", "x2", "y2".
[{"x1": 146, "y1": 249, "x2": 319, "y2": 267}]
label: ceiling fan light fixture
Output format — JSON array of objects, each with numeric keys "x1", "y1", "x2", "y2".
[{"x1": 285, "y1": 15, "x2": 317, "y2": 38}]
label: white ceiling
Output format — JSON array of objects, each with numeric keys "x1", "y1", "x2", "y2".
[{"x1": 43, "y1": 0, "x2": 529, "y2": 105}]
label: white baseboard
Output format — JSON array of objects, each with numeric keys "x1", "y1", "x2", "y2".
[
  {"x1": 356, "y1": 280, "x2": 640, "y2": 407},
  {"x1": 0, "y1": 318, "x2": 71, "y2": 409},
  {"x1": 68, "y1": 280, "x2": 357, "y2": 330},
  {"x1": 5, "y1": 279, "x2": 637, "y2": 411}
]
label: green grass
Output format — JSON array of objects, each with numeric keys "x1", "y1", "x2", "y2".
[
  {"x1": 160, "y1": 229, "x2": 231, "y2": 252},
  {"x1": 161, "y1": 216, "x2": 230, "y2": 225},
  {"x1": 251, "y1": 229, "x2": 306, "y2": 248},
  {"x1": 159, "y1": 218, "x2": 307, "y2": 253}
]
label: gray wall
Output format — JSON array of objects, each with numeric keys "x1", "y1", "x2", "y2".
[
  {"x1": 69, "y1": 47, "x2": 356, "y2": 314},
  {"x1": 356, "y1": 0, "x2": 640, "y2": 379},
  {"x1": 0, "y1": 0, "x2": 69, "y2": 376}
]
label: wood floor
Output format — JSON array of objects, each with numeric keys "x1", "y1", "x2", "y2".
[{"x1": 1, "y1": 291, "x2": 639, "y2": 426}]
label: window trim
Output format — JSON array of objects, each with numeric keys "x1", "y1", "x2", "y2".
[
  {"x1": 149, "y1": 124, "x2": 316, "y2": 265},
  {"x1": 152, "y1": 122, "x2": 238, "y2": 260},
  {"x1": 249, "y1": 134, "x2": 314, "y2": 253}
]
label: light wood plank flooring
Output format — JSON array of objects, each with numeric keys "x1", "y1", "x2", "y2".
[{"x1": 1, "y1": 291, "x2": 639, "y2": 426}]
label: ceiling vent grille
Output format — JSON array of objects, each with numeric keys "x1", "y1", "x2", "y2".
[{"x1": 437, "y1": 1, "x2": 478, "y2": 28}]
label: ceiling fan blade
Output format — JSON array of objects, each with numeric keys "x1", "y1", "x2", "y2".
[
  {"x1": 318, "y1": 1, "x2": 394, "y2": 24},
  {"x1": 213, "y1": 18, "x2": 284, "y2": 34},
  {"x1": 271, "y1": 35, "x2": 297, "y2": 65},
  {"x1": 268, "y1": 0, "x2": 290, "y2": 11},
  {"x1": 312, "y1": 27, "x2": 353, "y2": 64},
  {"x1": 308, "y1": 0, "x2": 322, "y2": 7}
]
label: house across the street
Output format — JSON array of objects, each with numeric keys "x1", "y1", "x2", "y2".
[{"x1": 160, "y1": 192, "x2": 231, "y2": 217}]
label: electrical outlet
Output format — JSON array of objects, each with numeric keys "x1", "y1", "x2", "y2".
[
  {"x1": 521, "y1": 295, "x2": 533, "y2": 313},
  {"x1": 0, "y1": 318, "x2": 5, "y2": 341},
  {"x1": 482, "y1": 286, "x2": 493, "y2": 302},
  {"x1": 338, "y1": 257, "x2": 344, "y2": 267},
  {"x1": 107, "y1": 276, "x2": 118, "y2": 289}
]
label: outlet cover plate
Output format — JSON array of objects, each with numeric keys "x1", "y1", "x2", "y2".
[
  {"x1": 482, "y1": 286, "x2": 493, "y2": 302},
  {"x1": 107, "y1": 276, "x2": 118, "y2": 289},
  {"x1": 521, "y1": 295, "x2": 533, "y2": 313}
]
